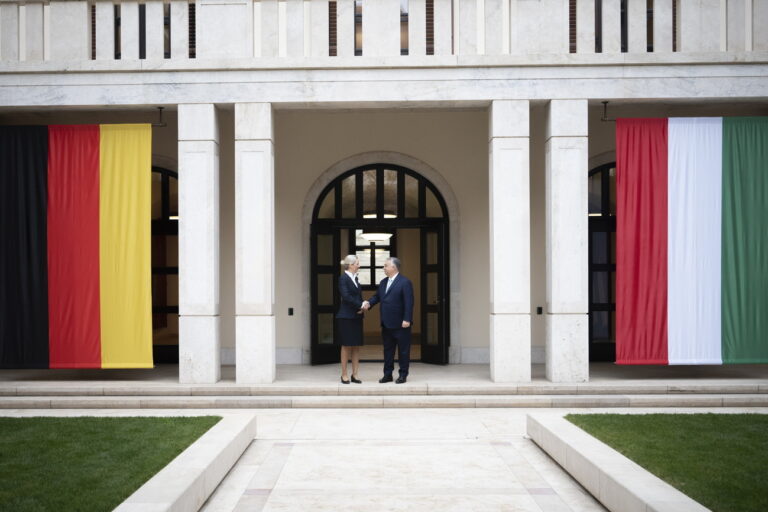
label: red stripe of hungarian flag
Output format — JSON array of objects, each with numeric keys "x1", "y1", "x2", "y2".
[{"x1": 616, "y1": 118, "x2": 669, "y2": 364}]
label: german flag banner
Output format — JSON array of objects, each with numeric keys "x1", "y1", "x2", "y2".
[{"x1": 0, "y1": 124, "x2": 153, "y2": 369}]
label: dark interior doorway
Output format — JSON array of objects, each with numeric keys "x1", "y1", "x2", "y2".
[
  {"x1": 588, "y1": 162, "x2": 617, "y2": 362},
  {"x1": 151, "y1": 166, "x2": 179, "y2": 363},
  {"x1": 310, "y1": 164, "x2": 449, "y2": 365}
]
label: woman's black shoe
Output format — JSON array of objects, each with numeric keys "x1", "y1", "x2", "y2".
[
  {"x1": 341, "y1": 377, "x2": 350, "y2": 384},
  {"x1": 350, "y1": 375, "x2": 362, "y2": 384}
]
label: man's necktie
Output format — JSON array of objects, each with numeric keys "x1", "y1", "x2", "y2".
[
  {"x1": 355, "y1": 276, "x2": 360, "y2": 288},
  {"x1": 385, "y1": 278, "x2": 393, "y2": 294}
]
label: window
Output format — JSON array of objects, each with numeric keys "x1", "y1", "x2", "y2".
[{"x1": 354, "y1": 229, "x2": 393, "y2": 286}]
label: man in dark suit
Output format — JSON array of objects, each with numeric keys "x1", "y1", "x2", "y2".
[{"x1": 362, "y1": 257, "x2": 414, "y2": 384}]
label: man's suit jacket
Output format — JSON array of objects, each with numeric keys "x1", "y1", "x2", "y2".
[
  {"x1": 367, "y1": 275, "x2": 414, "y2": 329},
  {"x1": 336, "y1": 273, "x2": 364, "y2": 319}
]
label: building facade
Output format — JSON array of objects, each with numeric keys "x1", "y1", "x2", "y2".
[{"x1": 1, "y1": 0, "x2": 766, "y2": 383}]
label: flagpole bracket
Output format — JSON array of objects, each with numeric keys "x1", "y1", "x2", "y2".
[
  {"x1": 152, "y1": 107, "x2": 167, "y2": 128},
  {"x1": 601, "y1": 101, "x2": 616, "y2": 123}
]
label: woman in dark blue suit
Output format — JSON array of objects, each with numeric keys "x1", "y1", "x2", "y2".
[{"x1": 337, "y1": 255, "x2": 365, "y2": 384}]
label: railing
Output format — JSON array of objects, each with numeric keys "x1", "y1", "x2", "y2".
[{"x1": 0, "y1": 0, "x2": 765, "y2": 64}]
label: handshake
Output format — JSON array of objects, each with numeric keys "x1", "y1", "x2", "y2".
[{"x1": 357, "y1": 301, "x2": 372, "y2": 314}]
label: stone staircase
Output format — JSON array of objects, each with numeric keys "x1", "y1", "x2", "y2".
[{"x1": 2, "y1": 381, "x2": 767, "y2": 409}]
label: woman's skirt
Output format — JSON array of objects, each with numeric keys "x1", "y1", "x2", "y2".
[{"x1": 337, "y1": 317, "x2": 363, "y2": 346}]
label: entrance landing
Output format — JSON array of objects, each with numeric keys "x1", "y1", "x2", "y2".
[{"x1": 1, "y1": 364, "x2": 767, "y2": 409}]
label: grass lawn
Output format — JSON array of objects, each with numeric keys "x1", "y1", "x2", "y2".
[
  {"x1": 0, "y1": 416, "x2": 221, "y2": 512},
  {"x1": 566, "y1": 413, "x2": 768, "y2": 512}
]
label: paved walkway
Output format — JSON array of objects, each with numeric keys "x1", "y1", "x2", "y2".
[
  {"x1": 200, "y1": 408, "x2": 606, "y2": 512},
  {"x1": 196, "y1": 406, "x2": 766, "y2": 512}
]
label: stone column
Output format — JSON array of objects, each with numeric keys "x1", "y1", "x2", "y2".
[
  {"x1": 178, "y1": 104, "x2": 221, "y2": 383},
  {"x1": 362, "y1": 0, "x2": 401, "y2": 56},
  {"x1": 489, "y1": 100, "x2": 531, "y2": 383},
  {"x1": 545, "y1": 100, "x2": 589, "y2": 383},
  {"x1": 235, "y1": 103, "x2": 276, "y2": 384}
]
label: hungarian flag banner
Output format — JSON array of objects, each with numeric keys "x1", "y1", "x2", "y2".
[
  {"x1": 0, "y1": 124, "x2": 153, "y2": 369},
  {"x1": 616, "y1": 117, "x2": 768, "y2": 365}
]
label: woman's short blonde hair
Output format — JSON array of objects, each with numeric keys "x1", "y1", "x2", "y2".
[{"x1": 340, "y1": 254, "x2": 358, "y2": 270}]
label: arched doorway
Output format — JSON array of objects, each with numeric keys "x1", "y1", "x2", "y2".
[{"x1": 310, "y1": 164, "x2": 449, "y2": 365}]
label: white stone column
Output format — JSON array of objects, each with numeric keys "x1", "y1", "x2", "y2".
[
  {"x1": 653, "y1": 0, "x2": 673, "y2": 53},
  {"x1": 178, "y1": 104, "x2": 221, "y2": 384},
  {"x1": 576, "y1": 0, "x2": 595, "y2": 54},
  {"x1": 627, "y1": 0, "x2": 646, "y2": 53},
  {"x1": 120, "y1": 2, "x2": 140, "y2": 59},
  {"x1": 362, "y1": 0, "x2": 401, "y2": 56},
  {"x1": 409, "y1": 0, "x2": 427, "y2": 56},
  {"x1": 489, "y1": 100, "x2": 531, "y2": 383},
  {"x1": 235, "y1": 103, "x2": 276, "y2": 384},
  {"x1": 170, "y1": 0, "x2": 189, "y2": 59},
  {"x1": 601, "y1": 0, "x2": 621, "y2": 53},
  {"x1": 0, "y1": 5, "x2": 20, "y2": 61},
  {"x1": 336, "y1": 0, "x2": 355, "y2": 57},
  {"x1": 49, "y1": 1, "x2": 90, "y2": 61},
  {"x1": 309, "y1": 0, "x2": 330, "y2": 57},
  {"x1": 145, "y1": 0, "x2": 165, "y2": 59},
  {"x1": 433, "y1": 0, "x2": 452, "y2": 55},
  {"x1": 23, "y1": 3, "x2": 44, "y2": 61},
  {"x1": 544, "y1": 100, "x2": 588, "y2": 383}
]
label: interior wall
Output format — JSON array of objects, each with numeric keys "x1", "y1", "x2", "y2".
[
  {"x1": 273, "y1": 109, "x2": 488, "y2": 363},
  {"x1": 529, "y1": 104, "x2": 547, "y2": 357},
  {"x1": 219, "y1": 107, "x2": 236, "y2": 361}
]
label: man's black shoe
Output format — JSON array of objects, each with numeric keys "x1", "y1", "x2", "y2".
[
  {"x1": 379, "y1": 375, "x2": 393, "y2": 383},
  {"x1": 396, "y1": 376, "x2": 407, "y2": 384}
]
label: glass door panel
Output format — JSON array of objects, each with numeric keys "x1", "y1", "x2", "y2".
[
  {"x1": 311, "y1": 226, "x2": 341, "y2": 364},
  {"x1": 420, "y1": 224, "x2": 448, "y2": 364}
]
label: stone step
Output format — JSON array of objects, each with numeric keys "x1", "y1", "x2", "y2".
[
  {"x1": 2, "y1": 382, "x2": 767, "y2": 397},
  {"x1": 1, "y1": 393, "x2": 767, "y2": 409}
]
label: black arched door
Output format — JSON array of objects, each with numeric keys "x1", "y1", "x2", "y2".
[{"x1": 310, "y1": 164, "x2": 449, "y2": 365}]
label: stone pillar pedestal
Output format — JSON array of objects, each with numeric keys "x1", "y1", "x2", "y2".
[
  {"x1": 178, "y1": 103, "x2": 221, "y2": 383},
  {"x1": 235, "y1": 103, "x2": 276, "y2": 384},
  {"x1": 489, "y1": 100, "x2": 531, "y2": 383},
  {"x1": 544, "y1": 99, "x2": 589, "y2": 383}
]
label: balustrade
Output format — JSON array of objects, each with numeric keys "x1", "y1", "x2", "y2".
[{"x1": 0, "y1": 0, "x2": 764, "y2": 64}]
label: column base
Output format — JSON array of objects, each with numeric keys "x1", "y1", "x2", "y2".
[
  {"x1": 236, "y1": 315, "x2": 276, "y2": 384},
  {"x1": 545, "y1": 314, "x2": 588, "y2": 383},
  {"x1": 490, "y1": 314, "x2": 531, "y2": 382},
  {"x1": 179, "y1": 316, "x2": 221, "y2": 384}
]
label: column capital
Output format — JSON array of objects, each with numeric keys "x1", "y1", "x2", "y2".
[
  {"x1": 489, "y1": 100, "x2": 530, "y2": 139},
  {"x1": 178, "y1": 103, "x2": 220, "y2": 143},
  {"x1": 545, "y1": 99, "x2": 588, "y2": 139},
  {"x1": 235, "y1": 102, "x2": 273, "y2": 141}
]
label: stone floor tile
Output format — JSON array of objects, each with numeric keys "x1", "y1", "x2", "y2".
[
  {"x1": 531, "y1": 493, "x2": 576, "y2": 511},
  {"x1": 261, "y1": 491, "x2": 545, "y2": 512},
  {"x1": 246, "y1": 443, "x2": 294, "y2": 489}
]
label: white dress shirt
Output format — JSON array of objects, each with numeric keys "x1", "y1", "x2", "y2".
[{"x1": 386, "y1": 272, "x2": 399, "y2": 293}]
